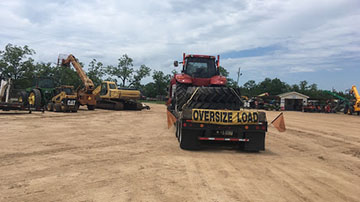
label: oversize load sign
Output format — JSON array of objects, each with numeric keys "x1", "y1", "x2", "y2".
[{"x1": 192, "y1": 109, "x2": 259, "y2": 125}]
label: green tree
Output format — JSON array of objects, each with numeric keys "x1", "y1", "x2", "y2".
[
  {"x1": 87, "y1": 59, "x2": 105, "y2": 87},
  {"x1": 258, "y1": 78, "x2": 288, "y2": 95},
  {"x1": 218, "y1": 66, "x2": 238, "y2": 88},
  {"x1": 0, "y1": 44, "x2": 36, "y2": 88},
  {"x1": 106, "y1": 54, "x2": 134, "y2": 87},
  {"x1": 299, "y1": 80, "x2": 308, "y2": 93},
  {"x1": 105, "y1": 54, "x2": 151, "y2": 88},
  {"x1": 243, "y1": 80, "x2": 257, "y2": 90},
  {"x1": 143, "y1": 82, "x2": 157, "y2": 97},
  {"x1": 128, "y1": 64, "x2": 151, "y2": 89},
  {"x1": 218, "y1": 66, "x2": 229, "y2": 77},
  {"x1": 291, "y1": 84, "x2": 300, "y2": 92},
  {"x1": 152, "y1": 70, "x2": 171, "y2": 96}
]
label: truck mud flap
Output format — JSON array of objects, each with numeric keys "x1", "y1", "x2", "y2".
[
  {"x1": 180, "y1": 129, "x2": 201, "y2": 150},
  {"x1": 243, "y1": 132, "x2": 265, "y2": 151}
]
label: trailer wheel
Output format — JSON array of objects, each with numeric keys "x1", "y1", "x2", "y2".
[{"x1": 179, "y1": 128, "x2": 200, "y2": 150}]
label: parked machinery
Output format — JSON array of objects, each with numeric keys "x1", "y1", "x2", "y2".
[
  {"x1": 0, "y1": 78, "x2": 28, "y2": 111},
  {"x1": 323, "y1": 90, "x2": 349, "y2": 113},
  {"x1": 59, "y1": 54, "x2": 96, "y2": 110},
  {"x1": 27, "y1": 77, "x2": 55, "y2": 111},
  {"x1": 46, "y1": 85, "x2": 78, "y2": 112},
  {"x1": 92, "y1": 81, "x2": 148, "y2": 110},
  {"x1": 345, "y1": 85, "x2": 360, "y2": 115}
]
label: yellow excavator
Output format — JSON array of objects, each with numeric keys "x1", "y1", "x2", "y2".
[
  {"x1": 59, "y1": 54, "x2": 97, "y2": 110},
  {"x1": 93, "y1": 81, "x2": 149, "y2": 110},
  {"x1": 345, "y1": 85, "x2": 360, "y2": 115}
]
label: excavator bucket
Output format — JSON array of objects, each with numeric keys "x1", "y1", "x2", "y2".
[{"x1": 57, "y1": 54, "x2": 69, "y2": 67}]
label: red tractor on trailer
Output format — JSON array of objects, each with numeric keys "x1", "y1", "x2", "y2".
[{"x1": 167, "y1": 53, "x2": 268, "y2": 151}]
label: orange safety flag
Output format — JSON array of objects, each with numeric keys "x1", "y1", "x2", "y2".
[
  {"x1": 271, "y1": 112, "x2": 286, "y2": 132},
  {"x1": 167, "y1": 110, "x2": 177, "y2": 129}
]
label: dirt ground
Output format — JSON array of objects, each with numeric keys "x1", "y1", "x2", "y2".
[{"x1": 0, "y1": 103, "x2": 359, "y2": 202}]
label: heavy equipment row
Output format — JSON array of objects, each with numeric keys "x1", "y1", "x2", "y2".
[{"x1": 59, "y1": 54, "x2": 148, "y2": 111}]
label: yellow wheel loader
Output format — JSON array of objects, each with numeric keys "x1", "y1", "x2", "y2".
[
  {"x1": 93, "y1": 81, "x2": 149, "y2": 110},
  {"x1": 46, "y1": 85, "x2": 78, "y2": 112}
]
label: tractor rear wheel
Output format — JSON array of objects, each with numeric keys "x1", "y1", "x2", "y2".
[
  {"x1": 174, "y1": 83, "x2": 188, "y2": 112},
  {"x1": 185, "y1": 86, "x2": 242, "y2": 110},
  {"x1": 28, "y1": 89, "x2": 42, "y2": 109},
  {"x1": 19, "y1": 91, "x2": 28, "y2": 107},
  {"x1": 175, "y1": 120, "x2": 180, "y2": 139}
]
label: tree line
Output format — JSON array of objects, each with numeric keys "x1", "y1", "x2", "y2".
[
  {"x1": 0, "y1": 44, "x2": 349, "y2": 100},
  {"x1": 0, "y1": 44, "x2": 170, "y2": 98}
]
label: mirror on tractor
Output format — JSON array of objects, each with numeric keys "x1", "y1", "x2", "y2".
[{"x1": 174, "y1": 61, "x2": 179, "y2": 67}]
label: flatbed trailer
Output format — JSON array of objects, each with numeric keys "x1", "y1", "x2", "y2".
[
  {"x1": 0, "y1": 102, "x2": 25, "y2": 111},
  {"x1": 173, "y1": 108, "x2": 268, "y2": 151}
]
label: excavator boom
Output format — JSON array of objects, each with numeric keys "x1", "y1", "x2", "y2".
[
  {"x1": 61, "y1": 54, "x2": 94, "y2": 92},
  {"x1": 58, "y1": 54, "x2": 96, "y2": 110},
  {"x1": 350, "y1": 85, "x2": 360, "y2": 100}
]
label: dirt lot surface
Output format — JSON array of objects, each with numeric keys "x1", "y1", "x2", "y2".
[{"x1": 0, "y1": 103, "x2": 359, "y2": 202}]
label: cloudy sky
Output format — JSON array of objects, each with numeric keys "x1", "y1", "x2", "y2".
[{"x1": 0, "y1": 0, "x2": 359, "y2": 91}]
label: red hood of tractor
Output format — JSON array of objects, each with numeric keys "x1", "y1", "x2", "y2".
[{"x1": 173, "y1": 74, "x2": 227, "y2": 86}]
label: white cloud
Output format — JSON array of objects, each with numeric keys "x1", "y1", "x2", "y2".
[{"x1": 0, "y1": 0, "x2": 359, "y2": 90}]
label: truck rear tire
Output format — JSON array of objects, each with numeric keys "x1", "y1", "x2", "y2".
[{"x1": 87, "y1": 105, "x2": 95, "y2": 110}]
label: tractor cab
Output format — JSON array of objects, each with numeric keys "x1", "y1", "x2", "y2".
[
  {"x1": 183, "y1": 55, "x2": 218, "y2": 78},
  {"x1": 33, "y1": 77, "x2": 55, "y2": 89},
  {"x1": 171, "y1": 53, "x2": 227, "y2": 88},
  {"x1": 54, "y1": 85, "x2": 75, "y2": 95}
]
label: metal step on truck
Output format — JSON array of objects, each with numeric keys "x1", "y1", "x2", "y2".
[{"x1": 167, "y1": 53, "x2": 268, "y2": 151}]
